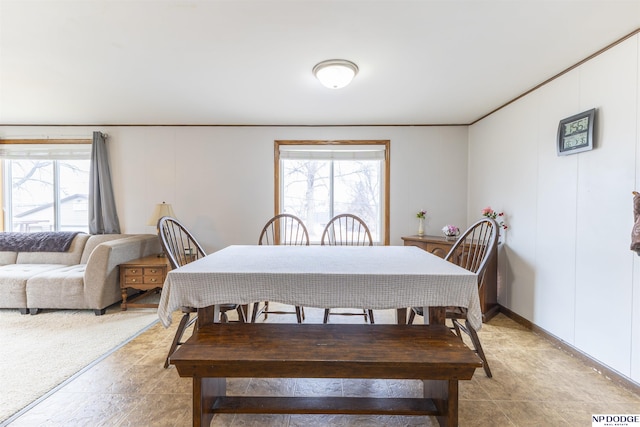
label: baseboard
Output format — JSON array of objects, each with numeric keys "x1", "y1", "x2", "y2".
[{"x1": 497, "y1": 305, "x2": 640, "y2": 395}]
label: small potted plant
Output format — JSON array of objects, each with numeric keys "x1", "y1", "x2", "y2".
[{"x1": 442, "y1": 224, "x2": 460, "y2": 240}]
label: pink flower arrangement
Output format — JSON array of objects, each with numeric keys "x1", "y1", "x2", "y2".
[
  {"x1": 416, "y1": 210, "x2": 427, "y2": 219},
  {"x1": 482, "y1": 207, "x2": 507, "y2": 230},
  {"x1": 442, "y1": 225, "x2": 460, "y2": 237}
]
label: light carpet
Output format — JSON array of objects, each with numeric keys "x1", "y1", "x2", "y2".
[{"x1": 0, "y1": 304, "x2": 159, "y2": 423}]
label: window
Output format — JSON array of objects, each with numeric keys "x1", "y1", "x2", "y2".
[
  {"x1": 0, "y1": 141, "x2": 91, "y2": 233},
  {"x1": 275, "y1": 140, "x2": 390, "y2": 244}
]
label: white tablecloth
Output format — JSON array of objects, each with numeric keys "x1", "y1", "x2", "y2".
[{"x1": 157, "y1": 245, "x2": 482, "y2": 330}]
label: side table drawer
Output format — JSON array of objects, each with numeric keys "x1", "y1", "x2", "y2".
[
  {"x1": 122, "y1": 267, "x2": 143, "y2": 276},
  {"x1": 144, "y1": 267, "x2": 165, "y2": 276},
  {"x1": 124, "y1": 276, "x2": 144, "y2": 285},
  {"x1": 143, "y1": 275, "x2": 164, "y2": 285}
]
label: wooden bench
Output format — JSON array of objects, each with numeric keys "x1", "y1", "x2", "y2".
[{"x1": 170, "y1": 322, "x2": 482, "y2": 427}]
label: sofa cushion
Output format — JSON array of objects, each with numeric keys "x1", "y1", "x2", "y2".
[
  {"x1": 26, "y1": 265, "x2": 86, "y2": 310},
  {"x1": 0, "y1": 251, "x2": 18, "y2": 266},
  {"x1": 0, "y1": 264, "x2": 69, "y2": 308},
  {"x1": 80, "y1": 234, "x2": 133, "y2": 264},
  {"x1": 16, "y1": 234, "x2": 90, "y2": 265}
]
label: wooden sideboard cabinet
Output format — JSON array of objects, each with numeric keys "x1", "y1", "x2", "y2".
[{"x1": 401, "y1": 235, "x2": 499, "y2": 322}]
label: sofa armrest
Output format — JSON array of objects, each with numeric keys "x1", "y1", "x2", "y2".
[{"x1": 83, "y1": 235, "x2": 161, "y2": 309}]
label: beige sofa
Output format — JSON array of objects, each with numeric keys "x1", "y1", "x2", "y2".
[{"x1": 0, "y1": 233, "x2": 161, "y2": 315}]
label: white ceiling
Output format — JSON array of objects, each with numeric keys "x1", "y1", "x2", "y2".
[{"x1": 1, "y1": 0, "x2": 639, "y2": 126}]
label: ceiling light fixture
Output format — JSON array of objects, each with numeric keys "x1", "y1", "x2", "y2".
[{"x1": 313, "y1": 59, "x2": 359, "y2": 89}]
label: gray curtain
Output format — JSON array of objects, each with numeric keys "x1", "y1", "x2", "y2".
[{"x1": 89, "y1": 131, "x2": 121, "y2": 234}]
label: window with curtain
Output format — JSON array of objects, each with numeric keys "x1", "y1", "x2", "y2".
[
  {"x1": 276, "y1": 140, "x2": 390, "y2": 244},
  {"x1": 0, "y1": 141, "x2": 91, "y2": 233}
]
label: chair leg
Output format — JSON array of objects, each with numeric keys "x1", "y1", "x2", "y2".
[
  {"x1": 407, "y1": 309, "x2": 416, "y2": 324},
  {"x1": 452, "y1": 318, "x2": 463, "y2": 339},
  {"x1": 252, "y1": 301, "x2": 274, "y2": 322},
  {"x1": 236, "y1": 305, "x2": 247, "y2": 323},
  {"x1": 164, "y1": 312, "x2": 191, "y2": 369},
  {"x1": 251, "y1": 302, "x2": 260, "y2": 323},
  {"x1": 253, "y1": 302, "x2": 305, "y2": 323},
  {"x1": 324, "y1": 308, "x2": 374, "y2": 324},
  {"x1": 461, "y1": 319, "x2": 492, "y2": 378}
]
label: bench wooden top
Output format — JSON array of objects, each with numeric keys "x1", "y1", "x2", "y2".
[{"x1": 170, "y1": 323, "x2": 482, "y2": 381}]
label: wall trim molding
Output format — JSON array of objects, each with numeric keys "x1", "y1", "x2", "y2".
[
  {"x1": 471, "y1": 27, "x2": 640, "y2": 125},
  {"x1": 0, "y1": 123, "x2": 468, "y2": 128},
  {"x1": 498, "y1": 305, "x2": 640, "y2": 395}
]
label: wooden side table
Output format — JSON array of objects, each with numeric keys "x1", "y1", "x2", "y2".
[
  {"x1": 401, "y1": 235, "x2": 499, "y2": 322},
  {"x1": 119, "y1": 255, "x2": 171, "y2": 310}
]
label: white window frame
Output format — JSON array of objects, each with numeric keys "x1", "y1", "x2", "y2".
[{"x1": 0, "y1": 139, "x2": 91, "y2": 232}]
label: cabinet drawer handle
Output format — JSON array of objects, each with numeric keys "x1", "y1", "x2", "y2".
[
  {"x1": 130, "y1": 269, "x2": 139, "y2": 274},
  {"x1": 149, "y1": 278, "x2": 157, "y2": 283},
  {"x1": 130, "y1": 278, "x2": 137, "y2": 283},
  {"x1": 149, "y1": 269, "x2": 158, "y2": 273}
]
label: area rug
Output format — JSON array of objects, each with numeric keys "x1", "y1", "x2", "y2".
[{"x1": 0, "y1": 304, "x2": 159, "y2": 423}]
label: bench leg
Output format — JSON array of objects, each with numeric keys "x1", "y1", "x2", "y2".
[
  {"x1": 193, "y1": 376, "x2": 225, "y2": 427},
  {"x1": 424, "y1": 379, "x2": 458, "y2": 427}
]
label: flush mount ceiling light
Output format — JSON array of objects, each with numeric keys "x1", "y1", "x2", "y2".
[{"x1": 312, "y1": 59, "x2": 359, "y2": 89}]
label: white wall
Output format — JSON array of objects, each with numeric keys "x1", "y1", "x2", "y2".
[
  {"x1": 469, "y1": 34, "x2": 640, "y2": 384},
  {"x1": 0, "y1": 126, "x2": 469, "y2": 251}
]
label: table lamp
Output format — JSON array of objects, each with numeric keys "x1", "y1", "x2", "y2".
[
  {"x1": 147, "y1": 202, "x2": 176, "y2": 257},
  {"x1": 147, "y1": 202, "x2": 176, "y2": 227}
]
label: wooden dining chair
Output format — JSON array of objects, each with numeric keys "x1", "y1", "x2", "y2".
[
  {"x1": 407, "y1": 217, "x2": 498, "y2": 377},
  {"x1": 252, "y1": 214, "x2": 309, "y2": 323},
  {"x1": 157, "y1": 216, "x2": 246, "y2": 368},
  {"x1": 320, "y1": 213, "x2": 375, "y2": 324}
]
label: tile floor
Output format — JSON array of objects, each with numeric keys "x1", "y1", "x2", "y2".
[{"x1": 6, "y1": 305, "x2": 640, "y2": 427}]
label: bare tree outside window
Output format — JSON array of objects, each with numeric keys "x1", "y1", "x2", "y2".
[
  {"x1": 334, "y1": 160, "x2": 380, "y2": 240},
  {"x1": 281, "y1": 159, "x2": 382, "y2": 243},
  {"x1": 276, "y1": 140, "x2": 390, "y2": 245},
  {"x1": 281, "y1": 160, "x2": 329, "y2": 241},
  {"x1": 6, "y1": 159, "x2": 90, "y2": 232}
]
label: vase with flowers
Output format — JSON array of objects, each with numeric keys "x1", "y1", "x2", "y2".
[
  {"x1": 442, "y1": 224, "x2": 460, "y2": 241},
  {"x1": 481, "y1": 207, "x2": 508, "y2": 230},
  {"x1": 416, "y1": 210, "x2": 427, "y2": 236},
  {"x1": 482, "y1": 206, "x2": 508, "y2": 242}
]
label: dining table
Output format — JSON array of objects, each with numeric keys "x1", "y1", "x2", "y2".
[
  {"x1": 158, "y1": 244, "x2": 483, "y2": 427},
  {"x1": 157, "y1": 244, "x2": 481, "y2": 330}
]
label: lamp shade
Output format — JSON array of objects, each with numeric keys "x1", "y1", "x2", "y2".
[
  {"x1": 313, "y1": 59, "x2": 359, "y2": 89},
  {"x1": 147, "y1": 202, "x2": 176, "y2": 226}
]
